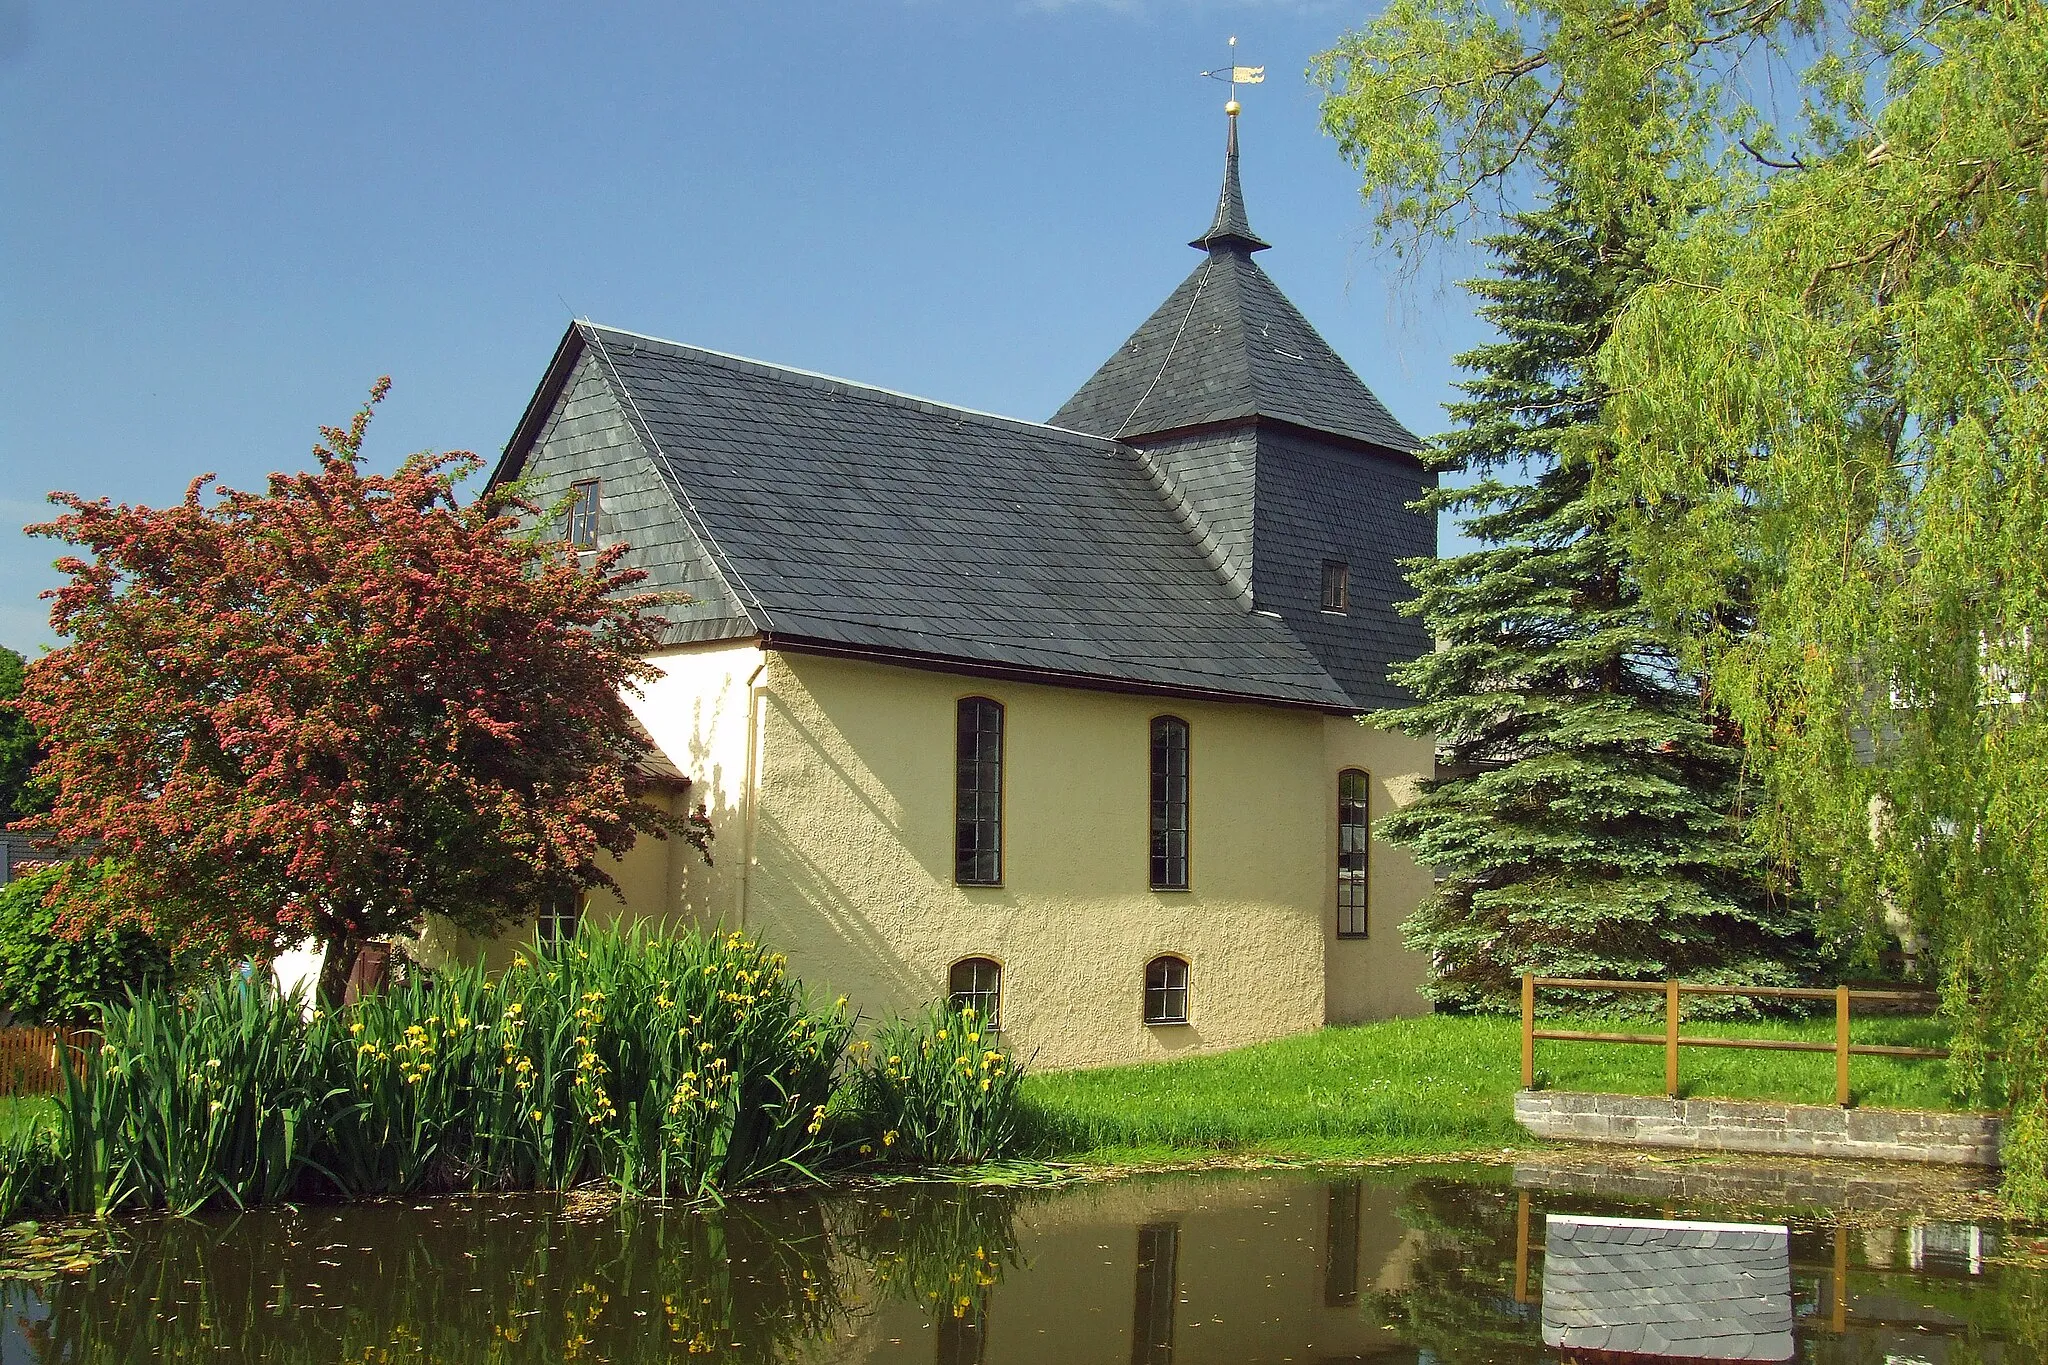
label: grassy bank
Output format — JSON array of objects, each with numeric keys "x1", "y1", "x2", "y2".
[{"x1": 1019, "y1": 1010, "x2": 1979, "y2": 1166}]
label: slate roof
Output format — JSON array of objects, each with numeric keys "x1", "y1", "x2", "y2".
[
  {"x1": 1051, "y1": 119, "x2": 1420, "y2": 452},
  {"x1": 1541, "y1": 1215, "x2": 1795, "y2": 1362},
  {"x1": 500, "y1": 324, "x2": 1355, "y2": 711}
]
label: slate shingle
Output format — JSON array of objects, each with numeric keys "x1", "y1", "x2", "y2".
[
  {"x1": 556, "y1": 325, "x2": 1354, "y2": 711},
  {"x1": 1541, "y1": 1215, "x2": 1796, "y2": 1362}
]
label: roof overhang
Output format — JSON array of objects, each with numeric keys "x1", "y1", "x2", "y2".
[{"x1": 759, "y1": 630, "x2": 1361, "y2": 717}]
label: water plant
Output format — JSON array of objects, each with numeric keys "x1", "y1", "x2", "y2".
[
  {"x1": 69, "y1": 975, "x2": 336, "y2": 1215},
  {"x1": 39, "y1": 923, "x2": 860, "y2": 1214},
  {"x1": 845, "y1": 1003, "x2": 1024, "y2": 1165},
  {"x1": 0, "y1": 1117, "x2": 66, "y2": 1223}
]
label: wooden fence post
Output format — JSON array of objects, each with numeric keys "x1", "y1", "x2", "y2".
[
  {"x1": 1514, "y1": 1190, "x2": 1532, "y2": 1303},
  {"x1": 1835, "y1": 984, "x2": 1852, "y2": 1107},
  {"x1": 1665, "y1": 979, "x2": 1680, "y2": 1098},
  {"x1": 1831, "y1": 1224, "x2": 1849, "y2": 1333},
  {"x1": 1521, "y1": 973, "x2": 1535, "y2": 1090}
]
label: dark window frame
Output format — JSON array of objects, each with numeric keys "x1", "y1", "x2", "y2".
[
  {"x1": 954, "y1": 697, "x2": 1004, "y2": 887},
  {"x1": 537, "y1": 890, "x2": 582, "y2": 951},
  {"x1": 1148, "y1": 715, "x2": 1191, "y2": 891},
  {"x1": 1321, "y1": 559, "x2": 1350, "y2": 614},
  {"x1": 1143, "y1": 954, "x2": 1190, "y2": 1025},
  {"x1": 948, "y1": 956, "x2": 1003, "y2": 1031},
  {"x1": 564, "y1": 479, "x2": 601, "y2": 550},
  {"x1": 1338, "y1": 768, "x2": 1370, "y2": 938}
]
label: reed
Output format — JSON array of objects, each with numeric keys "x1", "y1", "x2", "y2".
[
  {"x1": 844, "y1": 1003, "x2": 1025, "y2": 1164},
  {"x1": 70, "y1": 977, "x2": 335, "y2": 1215},
  {"x1": 37, "y1": 924, "x2": 862, "y2": 1214}
]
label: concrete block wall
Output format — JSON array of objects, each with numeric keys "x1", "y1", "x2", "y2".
[{"x1": 1514, "y1": 1090, "x2": 2004, "y2": 1167}]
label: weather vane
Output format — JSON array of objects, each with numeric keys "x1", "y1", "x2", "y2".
[{"x1": 1199, "y1": 35, "x2": 1265, "y2": 116}]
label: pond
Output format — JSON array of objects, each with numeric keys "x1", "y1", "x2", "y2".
[{"x1": 0, "y1": 1160, "x2": 2038, "y2": 1362}]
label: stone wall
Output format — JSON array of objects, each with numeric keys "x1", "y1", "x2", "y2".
[{"x1": 1514, "y1": 1091, "x2": 2004, "y2": 1167}]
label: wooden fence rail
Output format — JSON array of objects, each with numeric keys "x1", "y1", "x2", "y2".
[
  {"x1": 0, "y1": 1027, "x2": 95, "y2": 1097},
  {"x1": 1519, "y1": 974, "x2": 1946, "y2": 1106}
]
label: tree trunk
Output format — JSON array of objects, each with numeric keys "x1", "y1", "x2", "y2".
[{"x1": 316, "y1": 932, "x2": 362, "y2": 1009}]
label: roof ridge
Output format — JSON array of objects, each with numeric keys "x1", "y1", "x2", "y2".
[
  {"x1": 579, "y1": 322, "x2": 1134, "y2": 452},
  {"x1": 1123, "y1": 442, "x2": 1254, "y2": 609},
  {"x1": 580, "y1": 325, "x2": 773, "y2": 633}
]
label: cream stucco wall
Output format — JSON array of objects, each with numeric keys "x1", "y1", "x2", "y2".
[
  {"x1": 1322, "y1": 717, "x2": 1436, "y2": 1024},
  {"x1": 451, "y1": 641, "x2": 1433, "y2": 1068},
  {"x1": 731, "y1": 651, "x2": 1429, "y2": 1070}
]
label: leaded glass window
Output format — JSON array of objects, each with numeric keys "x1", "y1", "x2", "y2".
[
  {"x1": 1143, "y1": 955, "x2": 1189, "y2": 1025},
  {"x1": 1149, "y1": 716, "x2": 1190, "y2": 890},
  {"x1": 1338, "y1": 768, "x2": 1369, "y2": 938},
  {"x1": 955, "y1": 698, "x2": 1003, "y2": 886},
  {"x1": 948, "y1": 957, "x2": 1002, "y2": 1030}
]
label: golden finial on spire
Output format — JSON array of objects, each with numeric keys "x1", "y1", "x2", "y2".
[{"x1": 1202, "y1": 35, "x2": 1263, "y2": 118}]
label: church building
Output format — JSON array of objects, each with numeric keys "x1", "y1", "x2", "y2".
[{"x1": 474, "y1": 114, "x2": 1438, "y2": 1069}]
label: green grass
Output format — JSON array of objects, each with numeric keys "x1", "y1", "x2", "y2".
[
  {"x1": 0, "y1": 1097, "x2": 56, "y2": 1143},
  {"x1": 1018, "y1": 1011, "x2": 1985, "y2": 1165}
]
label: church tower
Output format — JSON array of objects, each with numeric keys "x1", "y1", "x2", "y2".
[{"x1": 1052, "y1": 112, "x2": 1434, "y2": 709}]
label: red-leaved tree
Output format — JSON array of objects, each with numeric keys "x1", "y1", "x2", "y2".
[{"x1": 16, "y1": 381, "x2": 705, "y2": 1002}]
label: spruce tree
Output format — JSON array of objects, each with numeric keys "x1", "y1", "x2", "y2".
[{"x1": 1373, "y1": 179, "x2": 1818, "y2": 1014}]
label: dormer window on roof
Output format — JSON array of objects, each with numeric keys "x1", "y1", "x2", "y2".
[
  {"x1": 564, "y1": 479, "x2": 600, "y2": 550},
  {"x1": 1321, "y1": 561, "x2": 1349, "y2": 614}
]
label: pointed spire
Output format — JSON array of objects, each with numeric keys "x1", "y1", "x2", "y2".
[{"x1": 1190, "y1": 111, "x2": 1270, "y2": 254}]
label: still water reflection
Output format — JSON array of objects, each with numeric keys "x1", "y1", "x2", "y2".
[{"x1": 1, "y1": 1163, "x2": 2038, "y2": 1362}]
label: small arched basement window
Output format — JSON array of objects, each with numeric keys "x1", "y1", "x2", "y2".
[
  {"x1": 1143, "y1": 955, "x2": 1190, "y2": 1025},
  {"x1": 948, "y1": 957, "x2": 1002, "y2": 1030},
  {"x1": 1337, "y1": 768, "x2": 1370, "y2": 938},
  {"x1": 955, "y1": 697, "x2": 1004, "y2": 886},
  {"x1": 1149, "y1": 716, "x2": 1190, "y2": 890}
]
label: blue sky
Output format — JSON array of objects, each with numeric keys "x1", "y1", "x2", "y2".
[{"x1": 0, "y1": 1, "x2": 1487, "y2": 654}]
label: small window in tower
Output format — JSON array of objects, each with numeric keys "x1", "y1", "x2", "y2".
[
  {"x1": 1321, "y1": 560, "x2": 1350, "y2": 614},
  {"x1": 564, "y1": 479, "x2": 601, "y2": 549}
]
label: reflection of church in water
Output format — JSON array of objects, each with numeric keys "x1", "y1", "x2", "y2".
[{"x1": 904, "y1": 1170, "x2": 2011, "y2": 1365}]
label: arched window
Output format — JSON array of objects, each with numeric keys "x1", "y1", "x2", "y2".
[
  {"x1": 948, "y1": 957, "x2": 1002, "y2": 1030},
  {"x1": 1337, "y1": 769, "x2": 1370, "y2": 938},
  {"x1": 955, "y1": 698, "x2": 1004, "y2": 886},
  {"x1": 1143, "y1": 955, "x2": 1190, "y2": 1025},
  {"x1": 1149, "y1": 716, "x2": 1190, "y2": 890}
]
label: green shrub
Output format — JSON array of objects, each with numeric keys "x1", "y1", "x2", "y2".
[
  {"x1": 0, "y1": 865, "x2": 173, "y2": 1026},
  {"x1": 846, "y1": 1003, "x2": 1024, "y2": 1164}
]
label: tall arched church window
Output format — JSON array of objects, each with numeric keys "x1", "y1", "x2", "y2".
[
  {"x1": 1338, "y1": 768, "x2": 1370, "y2": 938},
  {"x1": 955, "y1": 698, "x2": 1004, "y2": 886},
  {"x1": 1149, "y1": 716, "x2": 1190, "y2": 890}
]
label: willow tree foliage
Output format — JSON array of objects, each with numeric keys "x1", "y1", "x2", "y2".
[
  {"x1": 1317, "y1": 2, "x2": 2048, "y2": 1204},
  {"x1": 1373, "y1": 180, "x2": 1815, "y2": 1012}
]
